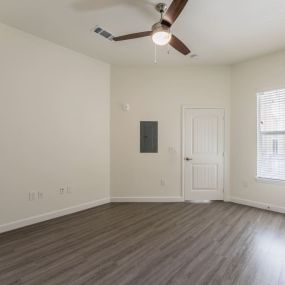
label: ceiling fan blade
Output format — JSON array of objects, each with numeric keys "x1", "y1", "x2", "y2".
[
  {"x1": 113, "y1": 31, "x2": 152, "y2": 41},
  {"x1": 161, "y1": 0, "x2": 188, "y2": 27},
  {"x1": 169, "y1": 35, "x2": 190, "y2": 55}
]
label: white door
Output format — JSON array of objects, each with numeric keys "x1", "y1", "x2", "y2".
[{"x1": 184, "y1": 108, "x2": 224, "y2": 200}]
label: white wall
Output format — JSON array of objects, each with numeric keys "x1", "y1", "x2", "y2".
[
  {"x1": 111, "y1": 65, "x2": 231, "y2": 201},
  {"x1": 0, "y1": 23, "x2": 110, "y2": 229},
  {"x1": 231, "y1": 50, "x2": 285, "y2": 210}
]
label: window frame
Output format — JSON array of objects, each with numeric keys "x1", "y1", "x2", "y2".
[{"x1": 256, "y1": 90, "x2": 285, "y2": 184}]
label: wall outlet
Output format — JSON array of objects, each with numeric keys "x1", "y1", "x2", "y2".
[
  {"x1": 160, "y1": 178, "x2": 166, "y2": 187},
  {"x1": 66, "y1": 186, "x2": 72, "y2": 194},
  {"x1": 29, "y1": 192, "x2": 36, "y2": 201},
  {"x1": 38, "y1": 192, "x2": 43, "y2": 200},
  {"x1": 59, "y1": 188, "x2": 65, "y2": 195},
  {"x1": 168, "y1": 147, "x2": 177, "y2": 154}
]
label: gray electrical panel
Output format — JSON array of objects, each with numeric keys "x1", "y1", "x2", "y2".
[{"x1": 140, "y1": 121, "x2": 158, "y2": 153}]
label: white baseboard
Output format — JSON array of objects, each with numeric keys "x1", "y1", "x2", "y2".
[
  {"x1": 111, "y1": 196, "x2": 184, "y2": 203},
  {"x1": 0, "y1": 198, "x2": 110, "y2": 234},
  {"x1": 3, "y1": 196, "x2": 284, "y2": 234},
  {"x1": 231, "y1": 196, "x2": 285, "y2": 214}
]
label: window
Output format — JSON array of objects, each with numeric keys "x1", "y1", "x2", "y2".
[{"x1": 257, "y1": 89, "x2": 285, "y2": 182}]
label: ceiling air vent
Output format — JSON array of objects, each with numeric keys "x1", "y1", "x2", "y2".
[{"x1": 94, "y1": 26, "x2": 114, "y2": 41}]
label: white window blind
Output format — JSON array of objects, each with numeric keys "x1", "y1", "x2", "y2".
[{"x1": 257, "y1": 89, "x2": 285, "y2": 181}]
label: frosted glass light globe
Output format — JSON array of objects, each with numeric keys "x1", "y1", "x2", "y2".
[{"x1": 152, "y1": 31, "x2": 172, "y2": 46}]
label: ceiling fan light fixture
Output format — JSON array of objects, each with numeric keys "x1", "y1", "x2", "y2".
[
  {"x1": 151, "y1": 23, "x2": 171, "y2": 46},
  {"x1": 152, "y1": 30, "x2": 172, "y2": 46}
]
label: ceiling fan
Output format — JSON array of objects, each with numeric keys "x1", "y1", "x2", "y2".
[{"x1": 112, "y1": 0, "x2": 190, "y2": 55}]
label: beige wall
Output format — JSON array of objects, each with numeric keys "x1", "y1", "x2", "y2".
[
  {"x1": 2, "y1": 19, "x2": 285, "y2": 230},
  {"x1": 111, "y1": 65, "x2": 231, "y2": 200},
  {"x1": 0, "y1": 23, "x2": 110, "y2": 227},
  {"x1": 231, "y1": 50, "x2": 285, "y2": 209}
]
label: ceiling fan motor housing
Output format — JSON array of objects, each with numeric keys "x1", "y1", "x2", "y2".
[{"x1": 152, "y1": 22, "x2": 170, "y2": 35}]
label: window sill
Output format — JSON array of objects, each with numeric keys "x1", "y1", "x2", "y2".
[{"x1": 255, "y1": 177, "x2": 285, "y2": 185}]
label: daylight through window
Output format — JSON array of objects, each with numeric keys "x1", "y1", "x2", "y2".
[{"x1": 257, "y1": 89, "x2": 285, "y2": 181}]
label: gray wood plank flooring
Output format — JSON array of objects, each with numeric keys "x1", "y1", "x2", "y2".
[{"x1": 1, "y1": 202, "x2": 285, "y2": 285}]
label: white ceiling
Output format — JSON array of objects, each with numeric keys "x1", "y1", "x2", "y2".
[{"x1": 0, "y1": 0, "x2": 285, "y2": 65}]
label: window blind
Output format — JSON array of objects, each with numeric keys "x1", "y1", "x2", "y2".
[{"x1": 257, "y1": 89, "x2": 285, "y2": 181}]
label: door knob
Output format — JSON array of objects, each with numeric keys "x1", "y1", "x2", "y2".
[{"x1": 185, "y1": 157, "x2": 192, "y2": 161}]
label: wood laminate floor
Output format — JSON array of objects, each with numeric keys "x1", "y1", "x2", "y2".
[{"x1": 1, "y1": 202, "x2": 285, "y2": 285}]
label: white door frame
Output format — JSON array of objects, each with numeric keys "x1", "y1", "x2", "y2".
[{"x1": 181, "y1": 106, "x2": 227, "y2": 201}]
